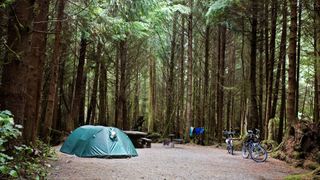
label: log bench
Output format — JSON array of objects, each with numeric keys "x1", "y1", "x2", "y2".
[
  {"x1": 140, "y1": 137, "x2": 152, "y2": 148},
  {"x1": 124, "y1": 131, "x2": 148, "y2": 148}
]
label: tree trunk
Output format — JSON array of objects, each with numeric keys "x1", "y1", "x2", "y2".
[
  {"x1": 287, "y1": 0, "x2": 298, "y2": 130},
  {"x1": 148, "y1": 54, "x2": 157, "y2": 132},
  {"x1": 249, "y1": 0, "x2": 259, "y2": 131},
  {"x1": 185, "y1": 0, "x2": 193, "y2": 142},
  {"x1": 277, "y1": 0, "x2": 287, "y2": 143},
  {"x1": 264, "y1": 0, "x2": 277, "y2": 139},
  {"x1": 87, "y1": 43, "x2": 102, "y2": 124},
  {"x1": 177, "y1": 15, "x2": 185, "y2": 138},
  {"x1": 99, "y1": 47, "x2": 107, "y2": 126},
  {"x1": 114, "y1": 46, "x2": 120, "y2": 127},
  {"x1": 217, "y1": 25, "x2": 226, "y2": 143},
  {"x1": 78, "y1": 74, "x2": 86, "y2": 126},
  {"x1": 0, "y1": 0, "x2": 34, "y2": 142},
  {"x1": 268, "y1": 0, "x2": 278, "y2": 118},
  {"x1": 119, "y1": 39, "x2": 128, "y2": 130},
  {"x1": 240, "y1": 18, "x2": 247, "y2": 136},
  {"x1": 203, "y1": 25, "x2": 210, "y2": 130},
  {"x1": 295, "y1": 0, "x2": 302, "y2": 117},
  {"x1": 258, "y1": 27, "x2": 264, "y2": 132},
  {"x1": 314, "y1": 0, "x2": 320, "y2": 123},
  {"x1": 264, "y1": 0, "x2": 270, "y2": 131},
  {"x1": 133, "y1": 67, "x2": 139, "y2": 127},
  {"x1": 166, "y1": 12, "x2": 177, "y2": 135},
  {"x1": 42, "y1": 0, "x2": 65, "y2": 142},
  {"x1": 24, "y1": 0, "x2": 50, "y2": 143},
  {"x1": 66, "y1": 36, "x2": 87, "y2": 132}
]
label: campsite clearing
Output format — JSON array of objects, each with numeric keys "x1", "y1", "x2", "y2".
[{"x1": 49, "y1": 143, "x2": 306, "y2": 180}]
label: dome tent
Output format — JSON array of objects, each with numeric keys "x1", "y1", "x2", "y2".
[{"x1": 60, "y1": 125, "x2": 138, "y2": 157}]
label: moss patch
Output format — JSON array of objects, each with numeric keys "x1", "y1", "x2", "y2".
[{"x1": 284, "y1": 173, "x2": 313, "y2": 180}]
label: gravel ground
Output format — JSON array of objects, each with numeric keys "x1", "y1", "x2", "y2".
[{"x1": 48, "y1": 143, "x2": 306, "y2": 180}]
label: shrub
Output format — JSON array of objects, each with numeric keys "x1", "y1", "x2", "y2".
[{"x1": 0, "y1": 110, "x2": 56, "y2": 179}]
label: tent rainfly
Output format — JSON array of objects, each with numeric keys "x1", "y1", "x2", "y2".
[{"x1": 60, "y1": 125, "x2": 138, "y2": 157}]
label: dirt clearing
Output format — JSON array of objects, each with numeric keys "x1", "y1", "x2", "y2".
[{"x1": 49, "y1": 143, "x2": 306, "y2": 180}]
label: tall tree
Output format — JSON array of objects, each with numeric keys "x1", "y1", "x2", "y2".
[
  {"x1": 268, "y1": 0, "x2": 278, "y2": 118},
  {"x1": 42, "y1": 0, "x2": 66, "y2": 141},
  {"x1": 249, "y1": 0, "x2": 259, "y2": 131},
  {"x1": 287, "y1": 0, "x2": 298, "y2": 130},
  {"x1": 177, "y1": 15, "x2": 185, "y2": 138},
  {"x1": 217, "y1": 24, "x2": 226, "y2": 143},
  {"x1": 295, "y1": 0, "x2": 302, "y2": 117},
  {"x1": 0, "y1": 0, "x2": 35, "y2": 141},
  {"x1": 264, "y1": 0, "x2": 278, "y2": 139},
  {"x1": 185, "y1": 0, "x2": 193, "y2": 141},
  {"x1": 277, "y1": 0, "x2": 287, "y2": 143},
  {"x1": 87, "y1": 43, "x2": 102, "y2": 124},
  {"x1": 24, "y1": 0, "x2": 50, "y2": 143},
  {"x1": 99, "y1": 45, "x2": 107, "y2": 126},
  {"x1": 315, "y1": 0, "x2": 320, "y2": 123},
  {"x1": 148, "y1": 54, "x2": 157, "y2": 132},
  {"x1": 203, "y1": 25, "x2": 210, "y2": 129},
  {"x1": 66, "y1": 36, "x2": 88, "y2": 132},
  {"x1": 118, "y1": 39, "x2": 128, "y2": 130},
  {"x1": 166, "y1": 12, "x2": 178, "y2": 135},
  {"x1": 114, "y1": 47, "x2": 120, "y2": 127}
]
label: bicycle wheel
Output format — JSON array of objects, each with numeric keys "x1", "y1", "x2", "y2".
[
  {"x1": 242, "y1": 144, "x2": 249, "y2": 158},
  {"x1": 250, "y1": 143, "x2": 268, "y2": 162}
]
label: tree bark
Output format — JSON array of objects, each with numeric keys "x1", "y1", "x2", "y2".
[
  {"x1": 186, "y1": 0, "x2": 193, "y2": 142},
  {"x1": 314, "y1": 0, "x2": 320, "y2": 123},
  {"x1": 203, "y1": 25, "x2": 210, "y2": 130},
  {"x1": 264, "y1": 0, "x2": 277, "y2": 139},
  {"x1": 99, "y1": 46, "x2": 107, "y2": 126},
  {"x1": 177, "y1": 15, "x2": 185, "y2": 138},
  {"x1": 217, "y1": 24, "x2": 226, "y2": 143},
  {"x1": 78, "y1": 74, "x2": 86, "y2": 126},
  {"x1": 166, "y1": 12, "x2": 177, "y2": 135},
  {"x1": 24, "y1": 0, "x2": 50, "y2": 143},
  {"x1": 258, "y1": 27, "x2": 264, "y2": 132},
  {"x1": 148, "y1": 54, "x2": 157, "y2": 132},
  {"x1": 42, "y1": 0, "x2": 65, "y2": 142},
  {"x1": 295, "y1": 0, "x2": 302, "y2": 118},
  {"x1": 87, "y1": 43, "x2": 102, "y2": 124},
  {"x1": 277, "y1": 0, "x2": 287, "y2": 143},
  {"x1": 0, "y1": 0, "x2": 34, "y2": 140},
  {"x1": 287, "y1": 0, "x2": 298, "y2": 130},
  {"x1": 114, "y1": 46, "x2": 120, "y2": 127},
  {"x1": 249, "y1": 0, "x2": 259, "y2": 131},
  {"x1": 268, "y1": 0, "x2": 278, "y2": 118},
  {"x1": 66, "y1": 36, "x2": 87, "y2": 132},
  {"x1": 264, "y1": 0, "x2": 270, "y2": 130},
  {"x1": 119, "y1": 39, "x2": 128, "y2": 130}
]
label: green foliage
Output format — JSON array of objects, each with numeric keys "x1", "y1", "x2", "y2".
[
  {"x1": 206, "y1": 0, "x2": 239, "y2": 24},
  {"x1": 0, "y1": 0, "x2": 15, "y2": 8},
  {"x1": 0, "y1": 110, "x2": 56, "y2": 179}
]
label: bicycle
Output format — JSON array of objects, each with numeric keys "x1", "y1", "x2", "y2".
[
  {"x1": 242, "y1": 129, "x2": 268, "y2": 162},
  {"x1": 223, "y1": 130, "x2": 235, "y2": 155}
]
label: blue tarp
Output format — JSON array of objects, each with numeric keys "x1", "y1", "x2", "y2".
[{"x1": 194, "y1": 127, "x2": 205, "y2": 135}]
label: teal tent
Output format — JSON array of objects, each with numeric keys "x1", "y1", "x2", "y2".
[{"x1": 60, "y1": 125, "x2": 138, "y2": 157}]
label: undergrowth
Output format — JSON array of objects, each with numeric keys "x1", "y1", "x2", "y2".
[{"x1": 0, "y1": 110, "x2": 56, "y2": 179}]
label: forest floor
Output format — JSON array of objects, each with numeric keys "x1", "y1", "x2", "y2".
[{"x1": 48, "y1": 143, "x2": 307, "y2": 180}]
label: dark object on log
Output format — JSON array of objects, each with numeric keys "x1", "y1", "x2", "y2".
[
  {"x1": 133, "y1": 116, "x2": 144, "y2": 131},
  {"x1": 140, "y1": 137, "x2": 151, "y2": 148}
]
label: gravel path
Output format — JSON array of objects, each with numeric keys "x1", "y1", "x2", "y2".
[{"x1": 49, "y1": 143, "x2": 306, "y2": 180}]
